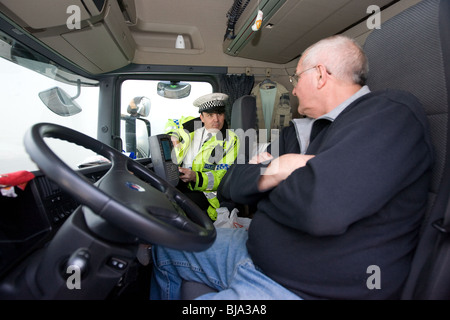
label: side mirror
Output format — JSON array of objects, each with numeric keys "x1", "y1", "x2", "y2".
[
  {"x1": 39, "y1": 84, "x2": 82, "y2": 117},
  {"x1": 157, "y1": 81, "x2": 191, "y2": 99},
  {"x1": 122, "y1": 96, "x2": 152, "y2": 158},
  {"x1": 127, "y1": 96, "x2": 151, "y2": 117}
]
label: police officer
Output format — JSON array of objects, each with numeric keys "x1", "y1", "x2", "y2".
[{"x1": 165, "y1": 93, "x2": 240, "y2": 220}]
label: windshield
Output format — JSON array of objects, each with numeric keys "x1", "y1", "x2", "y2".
[
  {"x1": 0, "y1": 31, "x2": 100, "y2": 173},
  {"x1": 120, "y1": 80, "x2": 212, "y2": 159},
  {"x1": 121, "y1": 80, "x2": 212, "y2": 135}
]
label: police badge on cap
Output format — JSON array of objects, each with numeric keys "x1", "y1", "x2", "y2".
[{"x1": 193, "y1": 93, "x2": 228, "y2": 113}]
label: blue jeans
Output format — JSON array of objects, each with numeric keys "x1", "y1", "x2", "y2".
[{"x1": 150, "y1": 227, "x2": 302, "y2": 300}]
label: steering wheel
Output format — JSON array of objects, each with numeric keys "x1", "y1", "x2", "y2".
[{"x1": 24, "y1": 123, "x2": 216, "y2": 251}]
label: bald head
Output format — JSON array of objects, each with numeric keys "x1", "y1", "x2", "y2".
[
  {"x1": 292, "y1": 35, "x2": 369, "y2": 118},
  {"x1": 301, "y1": 35, "x2": 368, "y2": 86}
]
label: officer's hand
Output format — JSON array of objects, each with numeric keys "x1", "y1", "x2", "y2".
[
  {"x1": 179, "y1": 167, "x2": 196, "y2": 183},
  {"x1": 170, "y1": 136, "x2": 181, "y2": 148}
]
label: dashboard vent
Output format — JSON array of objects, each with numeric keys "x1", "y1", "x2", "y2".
[{"x1": 35, "y1": 176, "x2": 61, "y2": 199}]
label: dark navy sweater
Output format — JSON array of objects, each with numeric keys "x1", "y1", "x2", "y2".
[{"x1": 219, "y1": 89, "x2": 434, "y2": 299}]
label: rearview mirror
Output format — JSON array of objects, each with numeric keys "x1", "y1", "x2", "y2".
[
  {"x1": 157, "y1": 81, "x2": 191, "y2": 99},
  {"x1": 39, "y1": 86, "x2": 82, "y2": 117}
]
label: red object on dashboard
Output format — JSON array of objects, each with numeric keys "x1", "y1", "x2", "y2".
[{"x1": 0, "y1": 170, "x2": 35, "y2": 190}]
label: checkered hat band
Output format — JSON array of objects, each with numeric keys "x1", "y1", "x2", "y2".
[{"x1": 199, "y1": 100, "x2": 226, "y2": 112}]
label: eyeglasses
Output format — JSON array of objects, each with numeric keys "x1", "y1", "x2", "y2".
[
  {"x1": 289, "y1": 66, "x2": 332, "y2": 87},
  {"x1": 289, "y1": 66, "x2": 318, "y2": 87}
]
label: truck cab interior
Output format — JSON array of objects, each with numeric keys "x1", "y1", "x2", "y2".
[{"x1": 0, "y1": 0, "x2": 449, "y2": 300}]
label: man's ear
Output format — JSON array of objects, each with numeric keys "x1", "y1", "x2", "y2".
[{"x1": 316, "y1": 64, "x2": 328, "y2": 89}]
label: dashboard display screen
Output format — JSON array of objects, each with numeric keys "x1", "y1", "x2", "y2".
[{"x1": 161, "y1": 138, "x2": 172, "y2": 161}]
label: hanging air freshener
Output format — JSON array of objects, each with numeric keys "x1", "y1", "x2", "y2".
[{"x1": 252, "y1": 10, "x2": 263, "y2": 31}]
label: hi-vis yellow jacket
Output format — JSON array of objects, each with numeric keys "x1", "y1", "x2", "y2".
[{"x1": 165, "y1": 116, "x2": 240, "y2": 220}]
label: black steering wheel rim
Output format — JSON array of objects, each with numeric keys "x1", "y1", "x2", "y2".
[{"x1": 24, "y1": 122, "x2": 216, "y2": 251}]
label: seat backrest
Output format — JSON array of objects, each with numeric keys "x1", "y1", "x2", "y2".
[
  {"x1": 363, "y1": 0, "x2": 450, "y2": 299},
  {"x1": 230, "y1": 95, "x2": 257, "y2": 164},
  {"x1": 230, "y1": 95, "x2": 257, "y2": 131}
]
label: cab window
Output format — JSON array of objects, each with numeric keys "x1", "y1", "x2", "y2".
[{"x1": 0, "y1": 32, "x2": 100, "y2": 173}]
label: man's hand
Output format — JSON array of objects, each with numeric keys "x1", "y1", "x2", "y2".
[
  {"x1": 179, "y1": 167, "x2": 196, "y2": 183},
  {"x1": 258, "y1": 153, "x2": 315, "y2": 191},
  {"x1": 249, "y1": 151, "x2": 274, "y2": 164}
]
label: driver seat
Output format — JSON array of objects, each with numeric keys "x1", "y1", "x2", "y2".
[
  {"x1": 362, "y1": 0, "x2": 450, "y2": 299},
  {"x1": 180, "y1": 279, "x2": 217, "y2": 300}
]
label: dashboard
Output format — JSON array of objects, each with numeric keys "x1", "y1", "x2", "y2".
[{"x1": 0, "y1": 160, "x2": 151, "y2": 281}]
